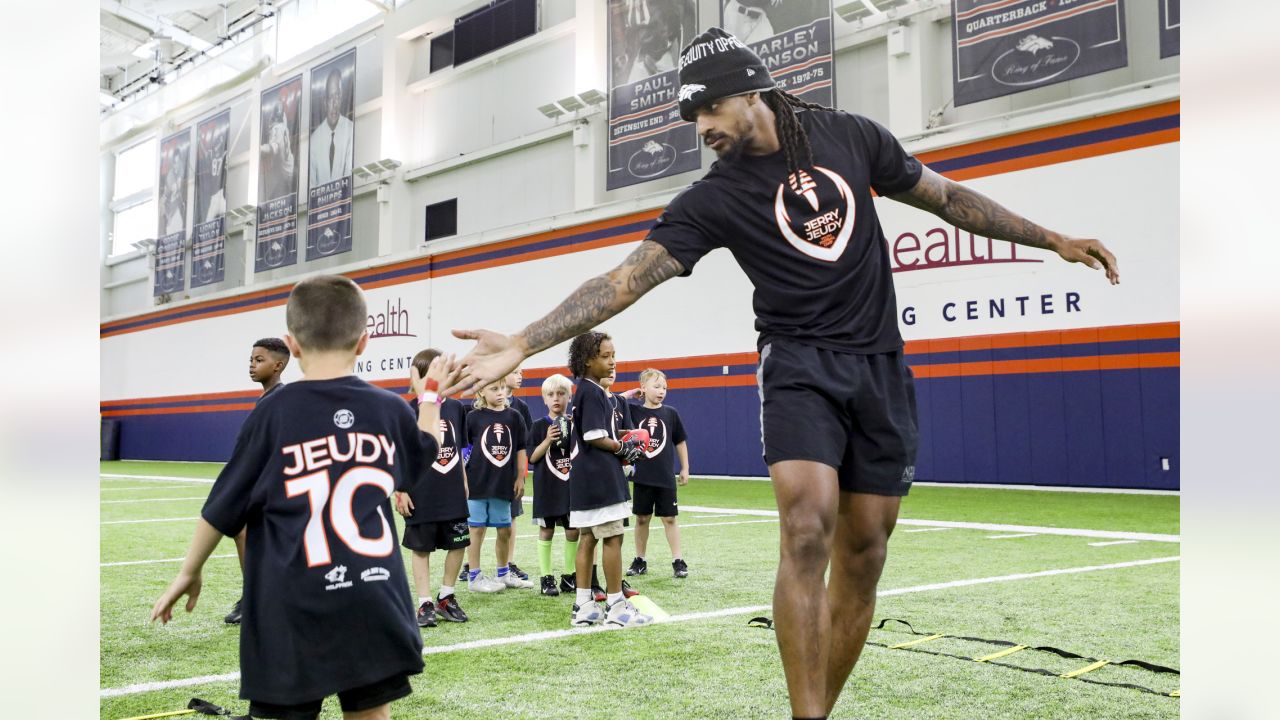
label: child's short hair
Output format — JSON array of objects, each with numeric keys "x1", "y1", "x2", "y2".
[
  {"x1": 567, "y1": 331, "x2": 611, "y2": 379},
  {"x1": 541, "y1": 373, "x2": 573, "y2": 397},
  {"x1": 412, "y1": 348, "x2": 442, "y2": 378},
  {"x1": 472, "y1": 380, "x2": 509, "y2": 411},
  {"x1": 253, "y1": 337, "x2": 290, "y2": 360},
  {"x1": 286, "y1": 275, "x2": 366, "y2": 352},
  {"x1": 639, "y1": 368, "x2": 666, "y2": 385}
]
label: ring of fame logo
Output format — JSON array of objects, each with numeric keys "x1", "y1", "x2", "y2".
[
  {"x1": 773, "y1": 166, "x2": 856, "y2": 262},
  {"x1": 992, "y1": 35, "x2": 1080, "y2": 87},
  {"x1": 333, "y1": 409, "x2": 355, "y2": 429},
  {"x1": 481, "y1": 423, "x2": 512, "y2": 467},
  {"x1": 627, "y1": 140, "x2": 678, "y2": 179},
  {"x1": 263, "y1": 238, "x2": 287, "y2": 267},
  {"x1": 317, "y1": 226, "x2": 340, "y2": 255}
]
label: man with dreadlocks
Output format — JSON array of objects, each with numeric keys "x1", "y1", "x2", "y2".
[{"x1": 447, "y1": 27, "x2": 1119, "y2": 719}]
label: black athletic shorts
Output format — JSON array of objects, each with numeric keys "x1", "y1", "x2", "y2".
[
  {"x1": 511, "y1": 497, "x2": 525, "y2": 518},
  {"x1": 248, "y1": 673, "x2": 412, "y2": 719},
  {"x1": 402, "y1": 518, "x2": 470, "y2": 553},
  {"x1": 534, "y1": 513, "x2": 572, "y2": 529},
  {"x1": 757, "y1": 339, "x2": 918, "y2": 496},
  {"x1": 632, "y1": 483, "x2": 678, "y2": 517}
]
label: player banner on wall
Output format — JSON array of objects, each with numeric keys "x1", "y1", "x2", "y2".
[
  {"x1": 720, "y1": 0, "x2": 835, "y2": 107},
  {"x1": 1158, "y1": 0, "x2": 1179, "y2": 58},
  {"x1": 191, "y1": 110, "x2": 230, "y2": 288},
  {"x1": 306, "y1": 49, "x2": 356, "y2": 260},
  {"x1": 256, "y1": 74, "x2": 303, "y2": 272},
  {"x1": 155, "y1": 127, "x2": 190, "y2": 296},
  {"x1": 952, "y1": 0, "x2": 1128, "y2": 107},
  {"x1": 606, "y1": 0, "x2": 701, "y2": 190}
]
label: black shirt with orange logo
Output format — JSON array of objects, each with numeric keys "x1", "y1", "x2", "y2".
[
  {"x1": 647, "y1": 110, "x2": 922, "y2": 354},
  {"x1": 529, "y1": 416, "x2": 575, "y2": 519},
  {"x1": 463, "y1": 406, "x2": 527, "y2": 501},
  {"x1": 405, "y1": 396, "x2": 469, "y2": 523},
  {"x1": 629, "y1": 403, "x2": 688, "y2": 488}
]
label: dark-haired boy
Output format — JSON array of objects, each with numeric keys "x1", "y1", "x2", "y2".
[{"x1": 153, "y1": 275, "x2": 454, "y2": 720}]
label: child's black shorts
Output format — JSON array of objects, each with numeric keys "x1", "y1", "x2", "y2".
[
  {"x1": 511, "y1": 497, "x2": 525, "y2": 518},
  {"x1": 632, "y1": 483, "x2": 678, "y2": 517},
  {"x1": 402, "y1": 518, "x2": 470, "y2": 552},
  {"x1": 757, "y1": 339, "x2": 918, "y2": 496},
  {"x1": 534, "y1": 514, "x2": 572, "y2": 529},
  {"x1": 248, "y1": 672, "x2": 412, "y2": 719}
]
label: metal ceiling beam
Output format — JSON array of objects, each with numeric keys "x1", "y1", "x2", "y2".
[{"x1": 101, "y1": 0, "x2": 214, "y2": 52}]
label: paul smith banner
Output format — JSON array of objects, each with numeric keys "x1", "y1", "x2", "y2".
[{"x1": 951, "y1": 0, "x2": 1128, "y2": 107}]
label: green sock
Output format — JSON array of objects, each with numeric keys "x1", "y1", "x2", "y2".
[
  {"x1": 537, "y1": 539, "x2": 553, "y2": 576},
  {"x1": 564, "y1": 539, "x2": 579, "y2": 575}
]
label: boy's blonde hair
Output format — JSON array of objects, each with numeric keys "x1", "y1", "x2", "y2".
[
  {"x1": 639, "y1": 368, "x2": 667, "y2": 385},
  {"x1": 472, "y1": 380, "x2": 510, "y2": 411},
  {"x1": 541, "y1": 373, "x2": 573, "y2": 397}
]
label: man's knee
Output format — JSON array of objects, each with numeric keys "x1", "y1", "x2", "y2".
[{"x1": 779, "y1": 514, "x2": 832, "y2": 564}]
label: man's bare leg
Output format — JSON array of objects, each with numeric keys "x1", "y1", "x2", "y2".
[
  {"x1": 770, "y1": 460, "x2": 840, "y2": 718},
  {"x1": 824, "y1": 492, "x2": 900, "y2": 714}
]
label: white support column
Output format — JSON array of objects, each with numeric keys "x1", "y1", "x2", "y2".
[
  {"x1": 378, "y1": 20, "x2": 418, "y2": 257},
  {"x1": 573, "y1": 0, "x2": 607, "y2": 211},
  {"x1": 885, "y1": 19, "x2": 926, "y2": 137},
  {"x1": 243, "y1": 76, "x2": 263, "y2": 286}
]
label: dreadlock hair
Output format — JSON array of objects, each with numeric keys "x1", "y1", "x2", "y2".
[
  {"x1": 567, "y1": 331, "x2": 612, "y2": 380},
  {"x1": 762, "y1": 88, "x2": 835, "y2": 181}
]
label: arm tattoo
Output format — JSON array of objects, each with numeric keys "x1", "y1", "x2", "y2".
[
  {"x1": 892, "y1": 167, "x2": 1057, "y2": 251},
  {"x1": 518, "y1": 241, "x2": 685, "y2": 355}
]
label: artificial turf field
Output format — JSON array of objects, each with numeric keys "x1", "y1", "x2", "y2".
[{"x1": 100, "y1": 460, "x2": 1179, "y2": 719}]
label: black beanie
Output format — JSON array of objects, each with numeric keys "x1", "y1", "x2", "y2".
[{"x1": 677, "y1": 27, "x2": 775, "y2": 122}]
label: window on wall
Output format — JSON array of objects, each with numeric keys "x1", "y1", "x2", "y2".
[
  {"x1": 111, "y1": 198, "x2": 156, "y2": 257},
  {"x1": 424, "y1": 199, "x2": 457, "y2": 241},
  {"x1": 275, "y1": 0, "x2": 379, "y2": 65},
  {"x1": 114, "y1": 138, "x2": 156, "y2": 200}
]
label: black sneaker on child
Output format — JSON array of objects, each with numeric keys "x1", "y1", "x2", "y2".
[
  {"x1": 559, "y1": 573, "x2": 576, "y2": 593},
  {"x1": 621, "y1": 580, "x2": 639, "y2": 599},
  {"x1": 626, "y1": 556, "x2": 648, "y2": 576},
  {"x1": 458, "y1": 562, "x2": 469, "y2": 582},
  {"x1": 509, "y1": 562, "x2": 530, "y2": 581},
  {"x1": 417, "y1": 600, "x2": 438, "y2": 628},
  {"x1": 540, "y1": 575, "x2": 560, "y2": 596},
  {"x1": 224, "y1": 597, "x2": 242, "y2": 625},
  {"x1": 436, "y1": 594, "x2": 469, "y2": 623},
  {"x1": 673, "y1": 558, "x2": 689, "y2": 578}
]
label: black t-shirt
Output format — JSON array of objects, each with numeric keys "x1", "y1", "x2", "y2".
[
  {"x1": 404, "y1": 397, "x2": 469, "y2": 523},
  {"x1": 609, "y1": 392, "x2": 633, "y2": 431},
  {"x1": 648, "y1": 110, "x2": 922, "y2": 354},
  {"x1": 257, "y1": 382, "x2": 284, "y2": 404},
  {"x1": 201, "y1": 376, "x2": 429, "y2": 704},
  {"x1": 629, "y1": 403, "x2": 688, "y2": 488},
  {"x1": 511, "y1": 396, "x2": 534, "y2": 431},
  {"x1": 464, "y1": 406, "x2": 527, "y2": 501},
  {"x1": 529, "y1": 416, "x2": 575, "y2": 519},
  {"x1": 569, "y1": 379, "x2": 629, "y2": 511}
]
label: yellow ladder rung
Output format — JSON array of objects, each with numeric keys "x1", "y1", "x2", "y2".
[
  {"x1": 974, "y1": 645, "x2": 1028, "y2": 663},
  {"x1": 1170, "y1": 690, "x2": 1181, "y2": 698},
  {"x1": 119, "y1": 711, "x2": 195, "y2": 720},
  {"x1": 1061, "y1": 659, "x2": 1110, "y2": 678},
  {"x1": 890, "y1": 633, "x2": 946, "y2": 649}
]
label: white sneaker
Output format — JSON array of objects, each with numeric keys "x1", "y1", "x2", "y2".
[
  {"x1": 605, "y1": 599, "x2": 653, "y2": 628},
  {"x1": 571, "y1": 602, "x2": 604, "y2": 627},
  {"x1": 467, "y1": 572, "x2": 504, "y2": 593},
  {"x1": 499, "y1": 571, "x2": 533, "y2": 589}
]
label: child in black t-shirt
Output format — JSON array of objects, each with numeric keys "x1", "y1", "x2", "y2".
[
  {"x1": 463, "y1": 379, "x2": 532, "y2": 592},
  {"x1": 528, "y1": 373, "x2": 580, "y2": 596},
  {"x1": 504, "y1": 367, "x2": 533, "y2": 580},
  {"x1": 152, "y1": 275, "x2": 456, "y2": 720},
  {"x1": 626, "y1": 368, "x2": 691, "y2": 579},
  {"x1": 566, "y1": 331, "x2": 652, "y2": 628},
  {"x1": 392, "y1": 348, "x2": 472, "y2": 628}
]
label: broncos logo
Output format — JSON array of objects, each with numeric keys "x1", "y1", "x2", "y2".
[{"x1": 678, "y1": 83, "x2": 706, "y2": 103}]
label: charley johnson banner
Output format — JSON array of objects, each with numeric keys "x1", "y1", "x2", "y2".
[
  {"x1": 607, "y1": 0, "x2": 701, "y2": 190},
  {"x1": 155, "y1": 127, "x2": 190, "y2": 296},
  {"x1": 719, "y1": 0, "x2": 835, "y2": 107},
  {"x1": 952, "y1": 0, "x2": 1128, "y2": 107},
  {"x1": 191, "y1": 110, "x2": 230, "y2": 288},
  {"x1": 256, "y1": 75, "x2": 303, "y2": 272},
  {"x1": 306, "y1": 49, "x2": 356, "y2": 260}
]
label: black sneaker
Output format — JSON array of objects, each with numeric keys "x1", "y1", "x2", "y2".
[
  {"x1": 436, "y1": 594, "x2": 469, "y2": 623},
  {"x1": 591, "y1": 584, "x2": 607, "y2": 602},
  {"x1": 559, "y1": 573, "x2": 576, "y2": 593},
  {"x1": 417, "y1": 600, "x2": 438, "y2": 628},
  {"x1": 223, "y1": 597, "x2": 242, "y2": 625},
  {"x1": 673, "y1": 559, "x2": 689, "y2": 578},
  {"x1": 458, "y1": 562, "x2": 469, "y2": 582},
  {"x1": 621, "y1": 580, "x2": 639, "y2": 599},
  {"x1": 540, "y1": 575, "x2": 560, "y2": 596},
  {"x1": 626, "y1": 556, "x2": 648, "y2": 576},
  {"x1": 509, "y1": 562, "x2": 530, "y2": 581}
]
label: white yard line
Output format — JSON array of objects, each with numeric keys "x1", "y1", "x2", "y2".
[
  {"x1": 101, "y1": 497, "x2": 208, "y2": 505},
  {"x1": 100, "y1": 555, "x2": 1180, "y2": 698},
  {"x1": 101, "y1": 473, "x2": 215, "y2": 484},
  {"x1": 987, "y1": 533, "x2": 1039, "y2": 540},
  {"x1": 1089, "y1": 540, "x2": 1140, "y2": 547},
  {"x1": 691, "y1": 476, "x2": 1179, "y2": 495},
  {"x1": 902, "y1": 528, "x2": 956, "y2": 534},
  {"x1": 690, "y1": 514, "x2": 740, "y2": 519},
  {"x1": 101, "y1": 486, "x2": 201, "y2": 492},
  {"x1": 102, "y1": 554, "x2": 237, "y2": 568},
  {"x1": 102, "y1": 517, "x2": 198, "y2": 526}
]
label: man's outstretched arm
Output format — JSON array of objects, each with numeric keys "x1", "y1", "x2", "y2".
[
  {"x1": 444, "y1": 240, "x2": 685, "y2": 395},
  {"x1": 890, "y1": 166, "x2": 1120, "y2": 284}
]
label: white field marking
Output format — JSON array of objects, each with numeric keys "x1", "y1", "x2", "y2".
[
  {"x1": 690, "y1": 514, "x2": 741, "y2": 519},
  {"x1": 102, "y1": 554, "x2": 236, "y2": 568},
  {"x1": 101, "y1": 473, "x2": 214, "y2": 484},
  {"x1": 1089, "y1": 540, "x2": 1140, "y2": 547},
  {"x1": 101, "y1": 497, "x2": 208, "y2": 505},
  {"x1": 691, "y1": 475, "x2": 1179, "y2": 495},
  {"x1": 902, "y1": 527, "x2": 956, "y2": 534},
  {"x1": 987, "y1": 533, "x2": 1039, "y2": 540},
  {"x1": 103, "y1": 517, "x2": 198, "y2": 526},
  {"x1": 100, "y1": 555, "x2": 1180, "y2": 698},
  {"x1": 681, "y1": 505, "x2": 779, "y2": 517},
  {"x1": 101, "y1": 486, "x2": 202, "y2": 492}
]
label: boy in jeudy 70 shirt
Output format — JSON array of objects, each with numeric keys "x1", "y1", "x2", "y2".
[{"x1": 151, "y1": 275, "x2": 457, "y2": 720}]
